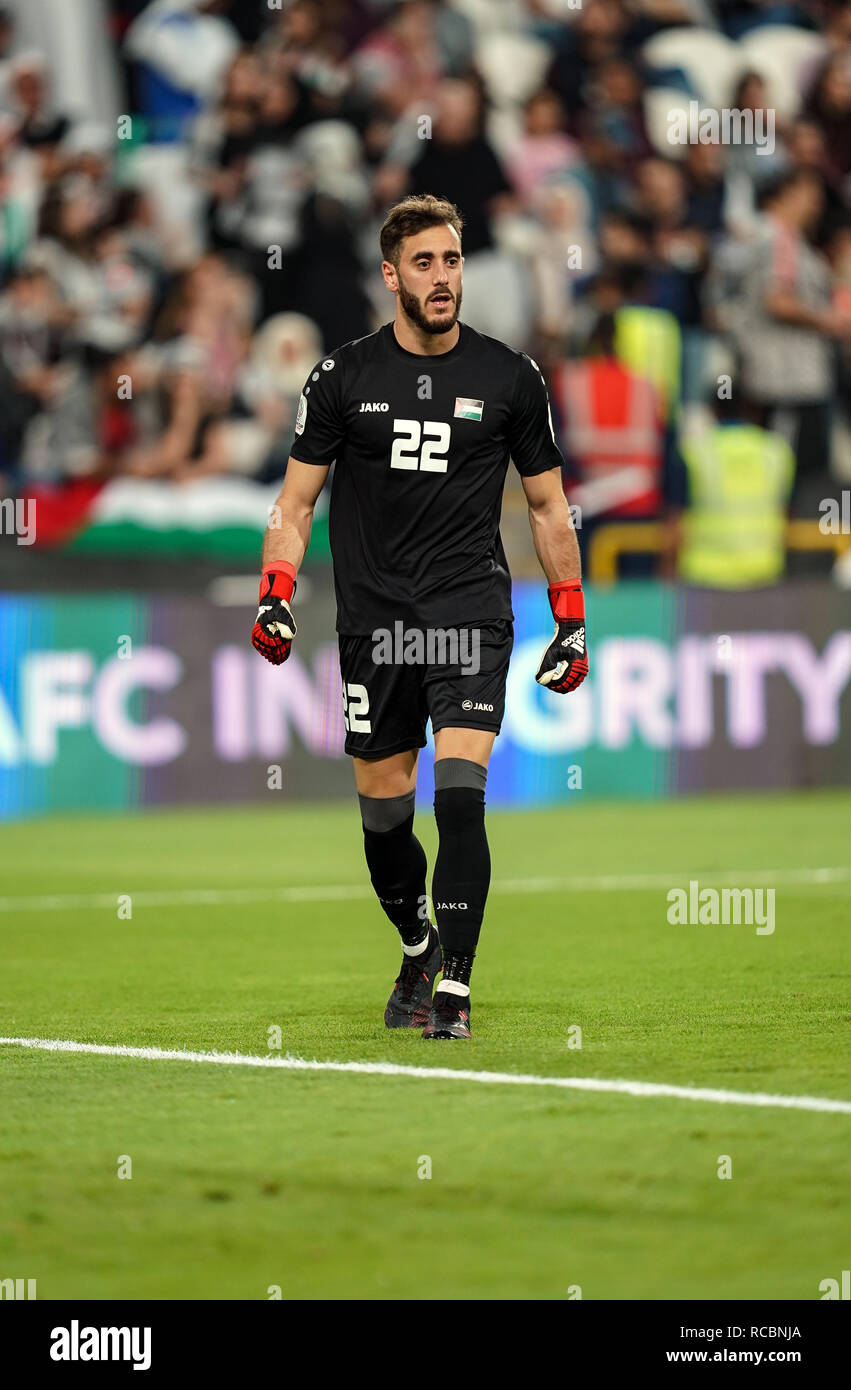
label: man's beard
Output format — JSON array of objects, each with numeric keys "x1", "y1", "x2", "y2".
[{"x1": 397, "y1": 275, "x2": 461, "y2": 335}]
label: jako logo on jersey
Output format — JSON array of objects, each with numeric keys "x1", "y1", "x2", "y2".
[
  {"x1": 462, "y1": 700, "x2": 493, "y2": 712},
  {"x1": 322, "y1": 359, "x2": 335, "y2": 371},
  {"x1": 563, "y1": 626, "x2": 585, "y2": 652},
  {"x1": 436, "y1": 902, "x2": 467, "y2": 910},
  {"x1": 359, "y1": 402, "x2": 389, "y2": 412}
]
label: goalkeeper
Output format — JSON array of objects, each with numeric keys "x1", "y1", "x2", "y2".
[{"x1": 252, "y1": 194, "x2": 586, "y2": 1040}]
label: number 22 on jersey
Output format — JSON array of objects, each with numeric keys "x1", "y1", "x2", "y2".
[
  {"x1": 390, "y1": 419, "x2": 451, "y2": 473},
  {"x1": 342, "y1": 681, "x2": 371, "y2": 733}
]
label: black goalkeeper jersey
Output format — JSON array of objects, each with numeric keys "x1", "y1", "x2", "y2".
[{"x1": 289, "y1": 320, "x2": 564, "y2": 634}]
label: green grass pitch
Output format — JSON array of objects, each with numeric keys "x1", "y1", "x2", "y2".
[{"x1": 1, "y1": 790, "x2": 849, "y2": 1300}]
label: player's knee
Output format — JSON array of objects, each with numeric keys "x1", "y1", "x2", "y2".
[{"x1": 353, "y1": 751, "x2": 417, "y2": 800}]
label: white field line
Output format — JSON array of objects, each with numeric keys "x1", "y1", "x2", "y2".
[
  {"x1": 1, "y1": 1036, "x2": 849, "y2": 1115},
  {"x1": 0, "y1": 866, "x2": 848, "y2": 914}
]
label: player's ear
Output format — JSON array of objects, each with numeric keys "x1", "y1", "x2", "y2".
[{"x1": 381, "y1": 259, "x2": 398, "y2": 291}]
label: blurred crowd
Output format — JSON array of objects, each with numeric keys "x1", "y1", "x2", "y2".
[{"x1": 0, "y1": 0, "x2": 850, "y2": 578}]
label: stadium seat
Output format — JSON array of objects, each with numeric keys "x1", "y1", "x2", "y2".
[
  {"x1": 486, "y1": 105, "x2": 526, "y2": 163},
  {"x1": 459, "y1": 248, "x2": 533, "y2": 346},
  {"x1": 642, "y1": 29, "x2": 745, "y2": 111},
  {"x1": 127, "y1": 142, "x2": 206, "y2": 263},
  {"x1": 296, "y1": 119, "x2": 363, "y2": 172},
  {"x1": 295, "y1": 120, "x2": 370, "y2": 208},
  {"x1": 446, "y1": 0, "x2": 530, "y2": 35},
  {"x1": 643, "y1": 85, "x2": 699, "y2": 160},
  {"x1": 473, "y1": 32, "x2": 553, "y2": 109},
  {"x1": 739, "y1": 25, "x2": 828, "y2": 120}
]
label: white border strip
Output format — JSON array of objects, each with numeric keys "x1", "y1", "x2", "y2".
[
  {"x1": 0, "y1": 866, "x2": 848, "y2": 913},
  {"x1": 2, "y1": 1037, "x2": 849, "y2": 1115}
]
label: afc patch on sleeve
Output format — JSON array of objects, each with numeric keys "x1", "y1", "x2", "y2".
[
  {"x1": 454, "y1": 397, "x2": 484, "y2": 421},
  {"x1": 295, "y1": 393, "x2": 308, "y2": 435}
]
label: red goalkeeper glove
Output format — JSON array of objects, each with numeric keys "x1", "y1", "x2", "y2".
[
  {"x1": 252, "y1": 562, "x2": 297, "y2": 665},
  {"x1": 535, "y1": 581, "x2": 589, "y2": 694}
]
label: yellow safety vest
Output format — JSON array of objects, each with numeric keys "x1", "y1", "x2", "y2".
[
  {"x1": 679, "y1": 425, "x2": 795, "y2": 588},
  {"x1": 614, "y1": 306, "x2": 681, "y2": 421}
]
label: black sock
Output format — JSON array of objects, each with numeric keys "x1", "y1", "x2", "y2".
[
  {"x1": 432, "y1": 785, "x2": 491, "y2": 959},
  {"x1": 440, "y1": 948, "x2": 475, "y2": 989},
  {"x1": 361, "y1": 796, "x2": 429, "y2": 947}
]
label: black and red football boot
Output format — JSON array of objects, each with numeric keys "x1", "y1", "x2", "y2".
[
  {"x1": 421, "y1": 989, "x2": 472, "y2": 1040},
  {"x1": 384, "y1": 927, "x2": 442, "y2": 1029}
]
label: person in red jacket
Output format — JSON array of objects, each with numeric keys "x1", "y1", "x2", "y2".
[{"x1": 549, "y1": 314, "x2": 686, "y2": 577}]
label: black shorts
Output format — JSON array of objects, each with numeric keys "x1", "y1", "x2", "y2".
[{"x1": 338, "y1": 620, "x2": 514, "y2": 760}]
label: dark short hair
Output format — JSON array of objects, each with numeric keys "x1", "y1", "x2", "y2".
[
  {"x1": 602, "y1": 208, "x2": 653, "y2": 242},
  {"x1": 379, "y1": 194, "x2": 464, "y2": 268},
  {"x1": 586, "y1": 312, "x2": 617, "y2": 357},
  {"x1": 757, "y1": 166, "x2": 821, "y2": 211}
]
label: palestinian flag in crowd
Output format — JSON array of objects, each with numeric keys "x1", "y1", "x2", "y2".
[{"x1": 22, "y1": 477, "x2": 331, "y2": 561}]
